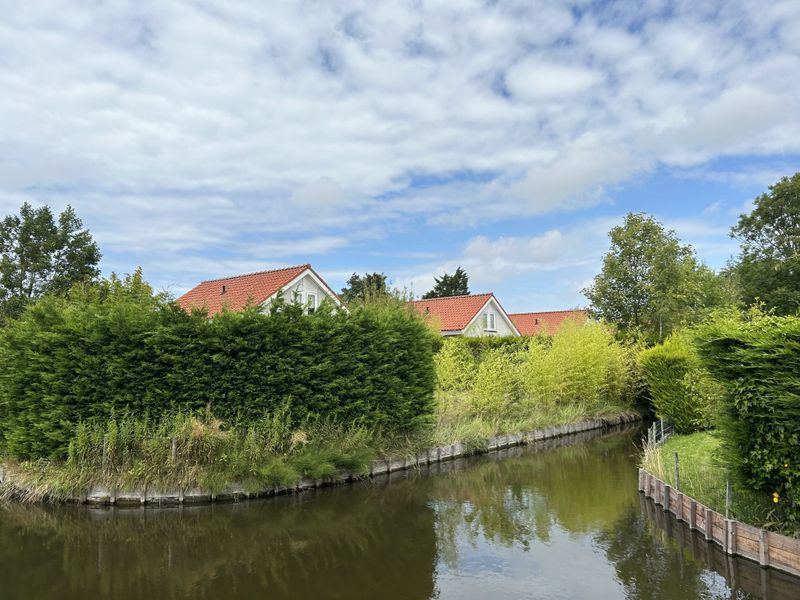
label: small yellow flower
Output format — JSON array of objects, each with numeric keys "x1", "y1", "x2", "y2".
[
  {"x1": 784, "y1": 463, "x2": 789, "y2": 468},
  {"x1": 772, "y1": 492, "x2": 780, "y2": 503}
]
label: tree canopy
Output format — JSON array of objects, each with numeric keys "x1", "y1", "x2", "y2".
[
  {"x1": 0, "y1": 203, "x2": 101, "y2": 324},
  {"x1": 339, "y1": 272, "x2": 389, "y2": 304},
  {"x1": 422, "y1": 267, "x2": 470, "y2": 299},
  {"x1": 731, "y1": 172, "x2": 800, "y2": 315},
  {"x1": 583, "y1": 213, "x2": 729, "y2": 343}
]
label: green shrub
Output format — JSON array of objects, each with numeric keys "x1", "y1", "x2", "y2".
[
  {"x1": 0, "y1": 273, "x2": 436, "y2": 460},
  {"x1": 694, "y1": 308, "x2": 800, "y2": 528},
  {"x1": 638, "y1": 333, "x2": 722, "y2": 433}
]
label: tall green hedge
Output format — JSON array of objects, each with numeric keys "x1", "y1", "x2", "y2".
[
  {"x1": 638, "y1": 333, "x2": 722, "y2": 433},
  {"x1": 694, "y1": 309, "x2": 800, "y2": 524},
  {"x1": 0, "y1": 273, "x2": 436, "y2": 459}
]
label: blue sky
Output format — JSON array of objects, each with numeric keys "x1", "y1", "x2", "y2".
[{"x1": 1, "y1": 1, "x2": 799, "y2": 312}]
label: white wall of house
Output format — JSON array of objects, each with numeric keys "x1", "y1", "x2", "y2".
[
  {"x1": 462, "y1": 297, "x2": 519, "y2": 337},
  {"x1": 262, "y1": 271, "x2": 337, "y2": 313}
]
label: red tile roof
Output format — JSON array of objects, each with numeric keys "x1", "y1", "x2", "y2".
[
  {"x1": 412, "y1": 293, "x2": 495, "y2": 332},
  {"x1": 508, "y1": 310, "x2": 588, "y2": 336},
  {"x1": 177, "y1": 264, "x2": 312, "y2": 316}
]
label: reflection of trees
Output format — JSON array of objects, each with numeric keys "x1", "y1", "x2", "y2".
[
  {"x1": 594, "y1": 506, "x2": 729, "y2": 600},
  {"x1": 0, "y1": 481, "x2": 436, "y2": 600},
  {"x1": 430, "y1": 427, "x2": 642, "y2": 566}
]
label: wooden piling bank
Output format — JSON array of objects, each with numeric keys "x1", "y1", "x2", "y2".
[{"x1": 639, "y1": 468, "x2": 800, "y2": 579}]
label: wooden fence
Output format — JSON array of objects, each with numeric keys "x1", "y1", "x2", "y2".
[{"x1": 639, "y1": 468, "x2": 800, "y2": 579}]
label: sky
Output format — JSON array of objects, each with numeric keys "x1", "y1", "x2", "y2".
[{"x1": 1, "y1": 0, "x2": 799, "y2": 312}]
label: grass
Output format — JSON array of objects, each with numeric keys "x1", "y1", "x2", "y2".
[
  {"x1": 1, "y1": 398, "x2": 638, "y2": 504},
  {"x1": 642, "y1": 431, "x2": 786, "y2": 532}
]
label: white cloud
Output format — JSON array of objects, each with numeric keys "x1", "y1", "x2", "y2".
[{"x1": 0, "y1": 0, "x2": 799, "y2": 293}]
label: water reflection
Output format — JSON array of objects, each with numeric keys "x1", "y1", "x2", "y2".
[{"x1": 1, "y1": 425, "x2": 796, "y2": 600}]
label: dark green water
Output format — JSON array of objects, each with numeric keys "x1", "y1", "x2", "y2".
[{"x1": 1, "y1": 426, "x2": 798, "y2": 600}]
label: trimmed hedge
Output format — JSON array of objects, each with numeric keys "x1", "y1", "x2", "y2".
[
  {"x1": 0, "y1": 273, "x2": 436, "y2": 460},
  {"x1": 638, "y1": 333, "x2": 722, "y2": 433},
  {"x1": 694, "y1": 309, "x2": 800, "y2": 526}
]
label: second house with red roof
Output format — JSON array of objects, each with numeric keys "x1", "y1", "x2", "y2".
[{"x1": 412, "y1": 293, "x2": 521, "y2": 337}]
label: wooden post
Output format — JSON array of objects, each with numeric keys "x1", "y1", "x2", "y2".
[
  {"x1": 725, "y1": 519, "x2": 737, "y2": 555},
  {"x1": 664, "y1": 484, "x2": 671, "y2": 512},
  {"x1": 689, "y1": 500, "x2": 697, "y2": 531},
  {"x1": 638, "y1": 468, "x2": 645, "y2": 492},
  {"x1": 704, "y1": 508, "x2": 713, "y2": 542},
  {"x1": 673, "y1": 452, "x2": 680, "y2": 491},
  {"x1": 758, "y1": 528, "x2": 769, "y2": 567}
]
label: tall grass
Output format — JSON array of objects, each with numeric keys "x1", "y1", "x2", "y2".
[{"x1": 1, "y1": 413, "x2": 375, "y2": 502}]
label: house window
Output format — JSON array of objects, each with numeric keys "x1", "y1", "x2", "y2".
[
  {"x1": 485, "y1": 311, "x2": 496, "y2": 331},
  {"x1": 306, "y1": 292, "x2": 317, "y2": 313}
]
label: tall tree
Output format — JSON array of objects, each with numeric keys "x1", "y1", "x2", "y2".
[
  {"x1": 583, "y1": 213, "x2": 726, "y2": 343},
  {"x1": 731, "y1": 172, "x2": 800, "y2": 315},
  {"x1": 340, "y1": 272, "x2": 388, "y2": 304},
  {"x1": 422, "y1": 267, "x2": 470, "y2": 299},
  {"x1": 0, "y1": 203, "x2": 101, "y2": 323}
]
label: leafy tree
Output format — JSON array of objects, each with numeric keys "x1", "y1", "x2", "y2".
[
  {"x1": 422, "y1": 266, "x2": 470, "y2": 299},
  {"x1": 339, "y1": 272, "x2": 389, "y2": 304},
  {"x1": 731, "y1": 172, "x2": 800, "y2": 315},
  {"x1": 0, "y1": 203, "x2": 100, "y2": 323},
  {"x1": 583, "y1": 213, "x2": 727, "y2": 343}
]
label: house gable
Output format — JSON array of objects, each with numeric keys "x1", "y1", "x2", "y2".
[
  {"x1": 412, "y1": 293, "x2": 519, "y2": 337},
  {"x1": 177, "y1": 264, "x2": 341, "y2": 317}
]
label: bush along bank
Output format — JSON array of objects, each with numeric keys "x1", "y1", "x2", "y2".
[
  {"x1": 0, "y1": 272, "x2": 436, "y2": 461},
  {"x1": 693, "y1": 308, "x2": 800, "y2": 533}
]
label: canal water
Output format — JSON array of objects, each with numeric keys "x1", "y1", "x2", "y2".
[{"x1": 1, "y1": 425, "x2": 798, "y2": 599}]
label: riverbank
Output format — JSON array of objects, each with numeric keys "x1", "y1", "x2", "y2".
[
  {"x1": 642, "y1": 432, "x2": 783, "y2": 531},
  {"x1": 0, "y1": 410, "x2": 640, "y2": 506}
]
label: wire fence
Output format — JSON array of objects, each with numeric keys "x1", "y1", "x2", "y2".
[{"x1": 642, "y1": 420, "x2": 780, "y2": 529}]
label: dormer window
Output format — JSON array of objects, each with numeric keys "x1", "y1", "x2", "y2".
[
  {"x1": 306, "y1": 292, "x2": 317, "y2": 313},
  {"x1": 485, "y1": 311, "x2": 496, "y2": 332}
]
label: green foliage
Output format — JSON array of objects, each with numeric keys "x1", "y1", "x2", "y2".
[
  {"x1": 0, "y1": 273, "x2": 436, "y2": 460},
  {"x1": 339, "y1": 272, "x2": 389, "y2": 304},
  {"x1": 638, "y1": 333, "x2": 722, "y2": 433},
  {"x1": 731, "y1": 172, "x2": 800, "y2": 315},
  {"x1": 584, "y1": 212, "x2": 732, "y2": 344},
  {"x1": 421, "y1": 266, "x2": 469, "y2": 299},
  {"x1": 0, "y1": 203, "x2": 101, "y2": 324},
  {"x1": 434, "y1": 338, "x2": 477, "y2": 392},
  {"x1": 694, "y1": 308, "x2": 800, "y2": 528},
  {"x1": 435, "y1": 322, "x2": 637, "y2": 421}
]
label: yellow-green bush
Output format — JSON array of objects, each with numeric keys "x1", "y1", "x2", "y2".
[
  {"x1": 435, "y1": 322, "x2": 636, "y2": 418},
  {"x1": 434, "y1": 338, "x2": 477, "y2": 391}
]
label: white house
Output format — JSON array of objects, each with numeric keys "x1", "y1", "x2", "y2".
[
  {"x1": 177, "y1": 264, "x2": 343, "y2": 316},
  {"x1": 412, "y1": 293, "x2": 520, "y2": 337}
]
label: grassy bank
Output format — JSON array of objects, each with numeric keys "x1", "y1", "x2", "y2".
[
  {"x1": 1, "y1": 402, "x2": 637, "y2": 504},
  {"x1": 642, "y1": 432, "x2": 787, "y2": 532}
]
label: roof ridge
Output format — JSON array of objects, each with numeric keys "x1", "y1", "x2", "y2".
[
  {"x1": 412, "y1": 292, "x2": 492, "y2": 302},
  {"x1": 200, "y1": 264, "x2": 310, "y2": 284},
  {"x1": 509, "y1": 309, "x2": 586, "y2": 316}
]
